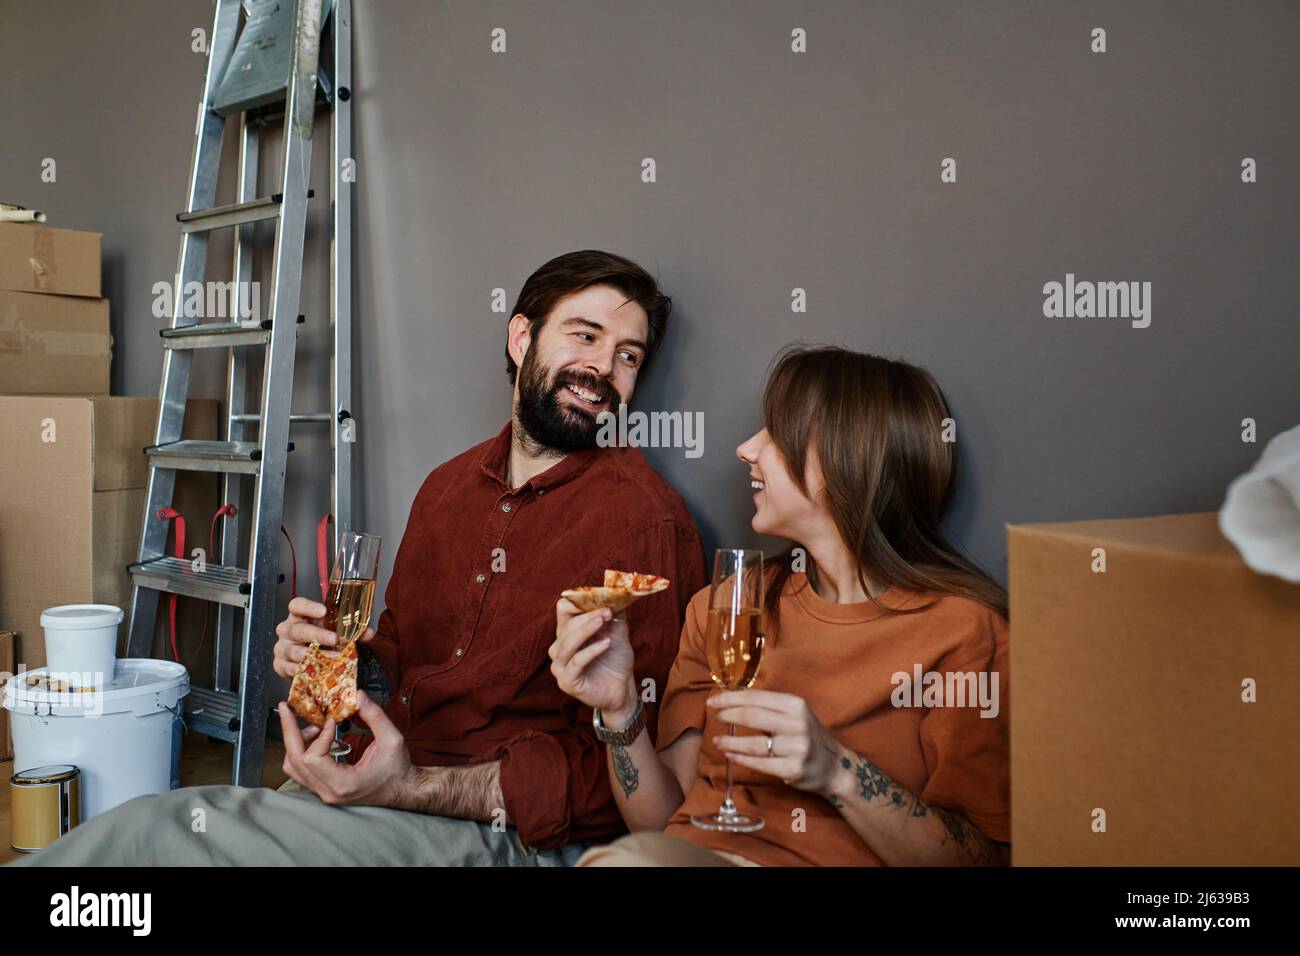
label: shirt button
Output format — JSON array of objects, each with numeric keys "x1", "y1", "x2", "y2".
[
  {"x1": 501, "y1": 502, "x2": 512, "y2": 513},
  {"x1": 475, "y1": 573, "x2": 486, "y2": 584},
  {"x1": 455, "y1": 648, "x2": 464, "y2": 657},
  {"x1": 400, "y1": 694, "x2": 409, "y2": 706},
  {"x1": 537, "y1": 489, "x2": 545, "y2": 496}
]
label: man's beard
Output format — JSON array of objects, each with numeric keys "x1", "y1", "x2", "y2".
[{"x1": 515, "y1": 349, "x2": 620, "y2": 454}]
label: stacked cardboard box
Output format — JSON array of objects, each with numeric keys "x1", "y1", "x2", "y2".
[
  {"x1": 0, "y1": 218, "x2": 220, "y2": 680},
  {"x1": 1008, "y1": 512, "x2": 1300, "y2": 865},
  {"x1": 0, "y1": 396, "x2": 219, "y2": 672},
  {"x1": 0, "y1": 222, "x2": 110, "y2": 393}
]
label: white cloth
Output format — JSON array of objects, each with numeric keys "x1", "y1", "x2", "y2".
[{"x1": 1220, "y1": 423, "x2": 1300, "y2": 582}]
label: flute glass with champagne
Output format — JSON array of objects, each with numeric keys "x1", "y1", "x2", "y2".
[
  {"x1": 322, "y1": 530, "x2": 381, "y2": 758},
  {"x1": 691, "y1": 548, "x2": 766, "y2": 833}
]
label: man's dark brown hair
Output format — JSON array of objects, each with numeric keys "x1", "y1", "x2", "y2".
[{"x1": 505, "y1": 250, "x2": 672, "y2": 385}]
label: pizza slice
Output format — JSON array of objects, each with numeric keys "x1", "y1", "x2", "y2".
[
  {"x1": 287, "y1": 665, "x2": 327, "y2": 727},
  {"x1": 562, "y1": 569, "x2": 671, "y2": 614},
  {"x1": 603, "y1": 569, "x2": 670, "y2": 593},
  {"x1": 288, "y1": 639, "x2": 359, "y2": 728}
]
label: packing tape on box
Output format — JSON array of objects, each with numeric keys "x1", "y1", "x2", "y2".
[
  {"x1": 0, "y1": 323, "x2": 110, "y2": 356},
  {"x1": 25, "y1": 226, "x2": 57, "y2": 292}
]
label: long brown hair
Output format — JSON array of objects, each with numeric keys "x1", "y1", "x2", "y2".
[{"x1": 761, "y1": 345, "x2": 1007, "y2": 643}]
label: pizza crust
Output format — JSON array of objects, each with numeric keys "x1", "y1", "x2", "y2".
[
  {"x1": 562, "y1": 569, "x2": 671, "y2": 613},
  {"x1": 561, "y1": 586, "x2": 642, "y2": 614}
]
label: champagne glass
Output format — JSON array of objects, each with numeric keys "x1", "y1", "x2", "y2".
[
  {"x1": 691, "y1": 548, "x2": 766, "y2": 833},
  {"x1": 320, "y1": 530, "x2": 381, "y2": 758}
]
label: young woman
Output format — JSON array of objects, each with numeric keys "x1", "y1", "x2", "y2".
[{"x1": 550, "y1": 345, "x2": 1010, "y2": 866}]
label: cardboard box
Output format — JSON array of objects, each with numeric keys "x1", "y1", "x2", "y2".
[
  {"x1": 0, "y1": 290, "x2": 111, "y2": 394},
  {"x1": 0, "y1": 396, "x2": 220, "y2": 670},
  {"x1": 1008, "y1": 512, "x2": 1300, "y2": 865},
  {"x1": 0, "y1": 222, "x2": 101, "y2": 298},
  {"x1": 0, "y1": 630, "x2": 13, "y2": 760}
]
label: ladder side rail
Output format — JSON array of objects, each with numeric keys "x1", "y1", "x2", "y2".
[
  {"x1": 215, "y1": 114, "x2": 262, "y2": 693},
  {"x1": 233, "y1": 0, "x2": 325, "y2": 787},
  {"x1": 331, "y1": 0, "x2": 354, "y2": 546},
  {"x1": 127, "y1": 0, "x2": 244, "y2": 659}
]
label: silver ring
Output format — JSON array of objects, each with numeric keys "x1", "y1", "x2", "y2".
[{"x1": 765, "y1": 735, "x2": 775, "y2": 757}]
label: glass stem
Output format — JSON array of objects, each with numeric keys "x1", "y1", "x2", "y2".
[
  {"x1": 331, "y1": 724, "x2": 347, "y2": 762},
  {"x1": 721, "y1": 721, "x2": 737, "y2": 816}
]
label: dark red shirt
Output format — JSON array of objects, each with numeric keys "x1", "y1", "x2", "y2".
[{"x1": 345, "y1": 423, "x2": 706, "y2": 849}]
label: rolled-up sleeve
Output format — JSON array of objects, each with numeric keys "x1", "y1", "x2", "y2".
[{"x1": 494, "y1": 724, "x2": 621, "y2": 850}]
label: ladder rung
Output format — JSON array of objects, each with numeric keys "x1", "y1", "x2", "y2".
[
  {"x1": 176, "y1": 192, "x2": 312, "y2": 234},
  {"x1": 184, "y1": 685, "x2": 243, "y2": 739},
  {"x1": 130, "y1": 556, "x2": 255, "y2": 607},
  {"x1": 161, "y1": 321, "x2": 272, "y2": 349},
  {"x1": 161, "y1": 312, "x2": 306, "y2": 349},
  {"x1": 232, "y1": 412, "x2": 333, "y2": 424},
  {"x1": 145, "y1": 439, "x2": 294, "y2": 474},
  {"x1": 178, "y1": 195, "x2": 282, "y2": 233}
]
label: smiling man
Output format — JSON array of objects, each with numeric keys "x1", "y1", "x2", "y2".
[{"x1": 9, "y1": 250, "x2": 706, "y2": 868}]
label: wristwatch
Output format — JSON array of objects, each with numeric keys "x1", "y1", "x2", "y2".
[{"x1": 592, "y1": 698, "x2": 646, "y2": 746}]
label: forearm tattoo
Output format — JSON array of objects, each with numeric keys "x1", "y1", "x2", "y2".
[
  {"x1": 612, "y1": 745, "x2": 640, "y2": 797},
  {"x1": 356, "y1": 643, "x2": 391, "y2": 708},
  {"x1": 838, "y1": 754, "x2": 1001, "y2": 865}
]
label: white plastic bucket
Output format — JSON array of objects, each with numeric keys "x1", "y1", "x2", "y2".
[
  {"x1": 2, "y1": 659, "x2": 190, "y2": 821},
  {"x1": 40, "y1": 604, "x2": 124, "y2": 686}
]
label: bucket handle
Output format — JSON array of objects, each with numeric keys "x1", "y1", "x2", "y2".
[{"x1": 158, "y1": 697, "x2": 188, "y2": 732}]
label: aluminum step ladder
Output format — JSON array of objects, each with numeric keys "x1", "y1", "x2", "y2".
[{"x1": 126, "y1": 0, "x2": 354, "y2": 787}]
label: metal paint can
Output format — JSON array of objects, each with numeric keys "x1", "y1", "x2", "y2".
[{"x1": 9, "y1": 764, "x2": 80, "y2": 852}]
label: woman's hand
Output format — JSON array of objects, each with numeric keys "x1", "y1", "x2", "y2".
[
  {"x1": 709, "y1": 690, "x2": 845, "y2": 798},
  {"x1": 549, "y1": 598, "x2": 637, "y2": 721}
]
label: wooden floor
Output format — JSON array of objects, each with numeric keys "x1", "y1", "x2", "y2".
[{"x1": 0, "y1": 733, "x2": 288, "y2": 864}]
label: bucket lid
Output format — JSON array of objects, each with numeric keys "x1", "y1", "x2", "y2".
[
  {"x1": 12, "y1": 765, "x2": 80, "y2": 785},
  {"x1": 2, "y1": 659, "x2": 189, "y2": 717},
  {"x1": 40, "y1": 604, "x2": 125, "y2": 631}
]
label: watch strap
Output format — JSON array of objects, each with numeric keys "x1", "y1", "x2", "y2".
[{"x1": 593, "y1": 697, "x2": 646, "y2": 747}]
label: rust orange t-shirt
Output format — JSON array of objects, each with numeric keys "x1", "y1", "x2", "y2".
[{"x1": 656, "y1": 572, "x2": 1010, "y2": 866}]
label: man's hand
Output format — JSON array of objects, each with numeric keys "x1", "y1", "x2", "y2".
[
  {"x1": 273, "y1": 596, "x2": 376, "y2": 680},
  {"x1": 278, "y1": 690, "x2": 415, "y2": 808}
]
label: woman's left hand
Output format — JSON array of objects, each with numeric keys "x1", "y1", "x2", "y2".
[{"x1": 709, "y1": 690, "x2": 844, "y2": 798}]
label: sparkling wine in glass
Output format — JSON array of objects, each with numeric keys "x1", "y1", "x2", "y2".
[
  {"x1": 320, "y1": 530, "x2": 380, "y2": 759},
  {"x1": 691, "y1": 548, "x2": 766, "y2": 833}
]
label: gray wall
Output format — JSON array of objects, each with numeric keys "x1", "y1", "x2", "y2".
[{"x1": 4, "y1": 0, "x2": 1298, "y2": 613}]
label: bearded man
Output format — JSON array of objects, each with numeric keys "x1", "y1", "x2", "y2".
[{"x1": 10, "y1": 250, "x2": 705, "y2": 868}]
